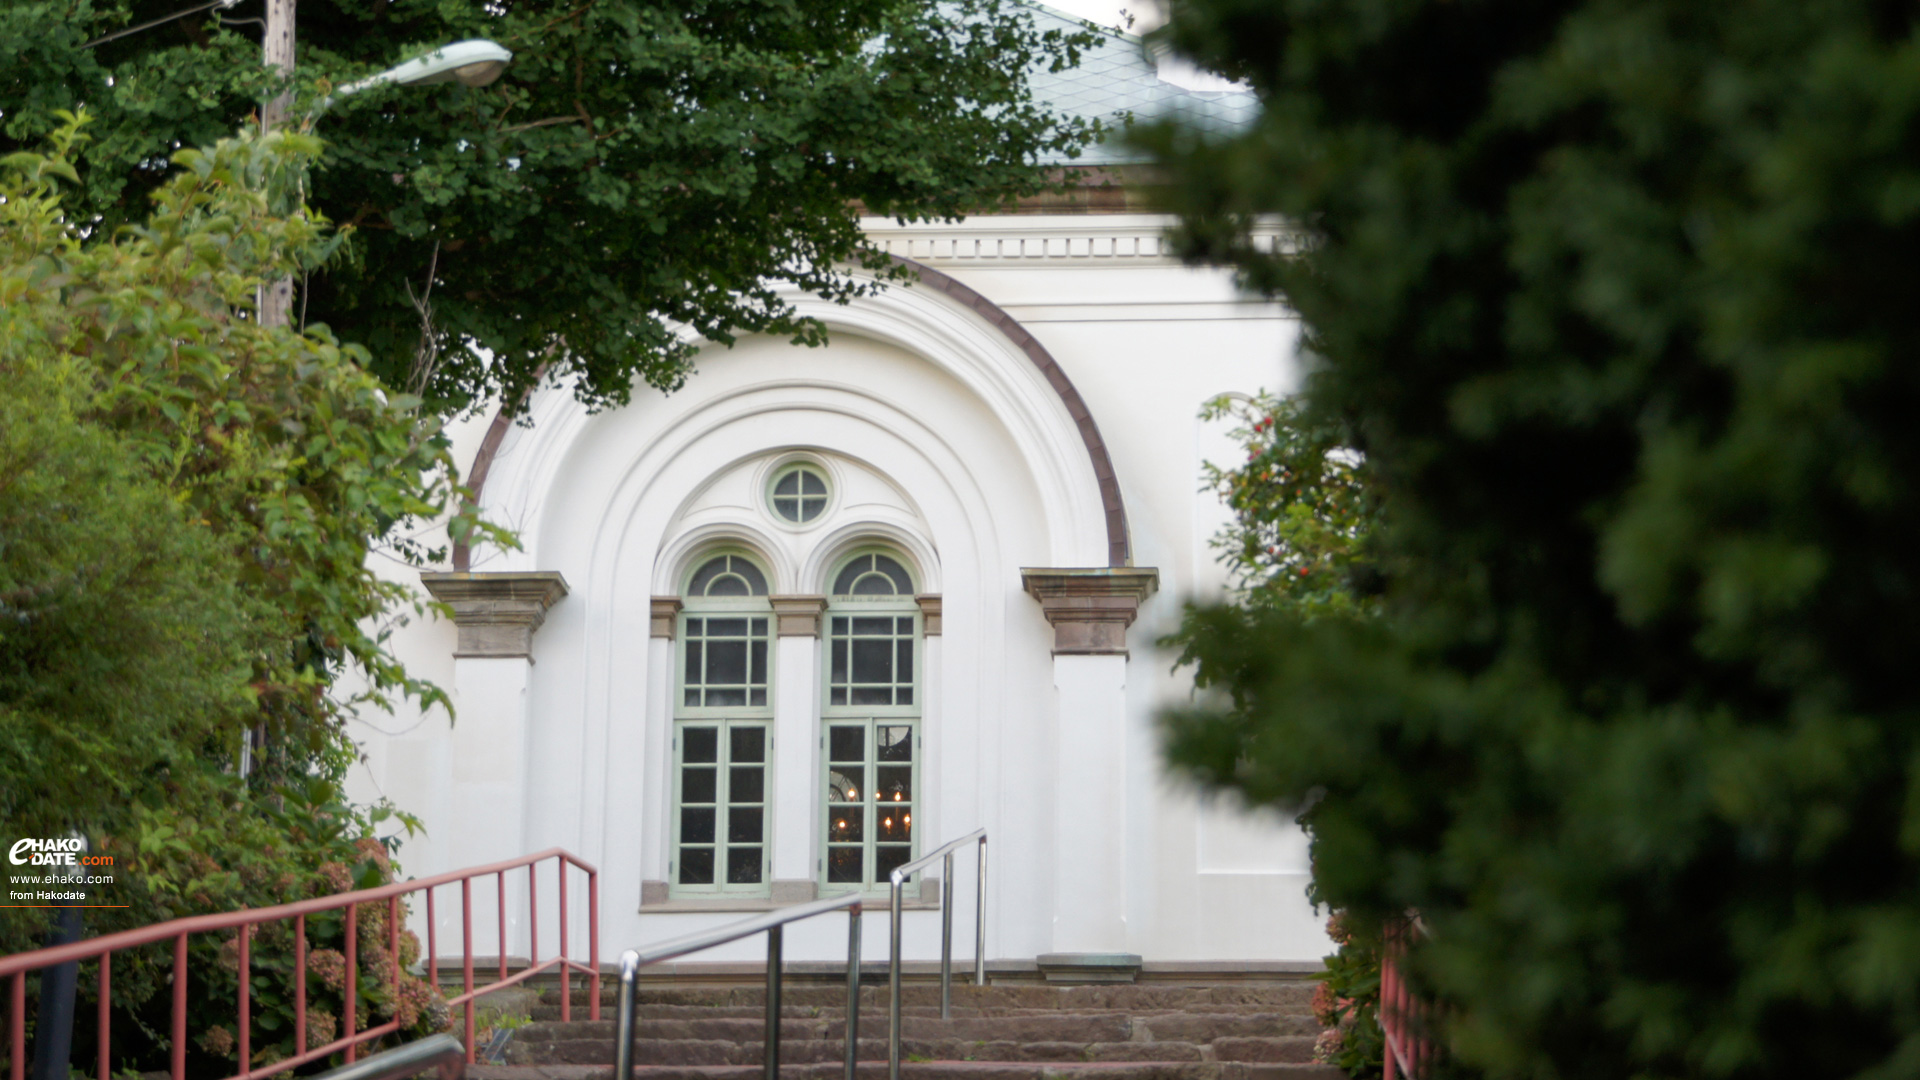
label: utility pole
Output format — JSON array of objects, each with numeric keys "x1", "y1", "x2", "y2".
[
  {"x1": 27, "y1": 837, "x2": 86, "y2": 1080},
  {"x1": 248, "y1": 0, "x2": 295, "y2": 783},
  {"x1": 260, "y1": 0, "x2": 295, "y2": 329}
]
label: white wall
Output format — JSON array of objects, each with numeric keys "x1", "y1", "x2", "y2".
[{"x1": 347, "y1": 213, "x2": 1333, "y2": 968}]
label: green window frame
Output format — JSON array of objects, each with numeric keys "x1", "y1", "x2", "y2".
[
  {"x1": 822, "y1": 718, "x2": 919, "y2": 890},
  {"x1": 671, "y1": 721, "x2": 771, "y2": 892},
  {"x1": 819, "y1": 551, "x2": 922, "y2": 892},
  {"x1": 682, "y1": 613, "x2": 771, "y2": 711},
  {"x1": 768, "y1": 463, "x2": 831, "y2": 524},
  {"x1": 673, "y1": 552, "x2": 775, "y2": 897},
  {"x1": 827, "y1": 612, "x2": 917, "y2": 709}
]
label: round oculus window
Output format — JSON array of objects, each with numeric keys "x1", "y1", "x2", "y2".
[{"x1": 769, "y1": 465, "x2": 829, "y2": 524}]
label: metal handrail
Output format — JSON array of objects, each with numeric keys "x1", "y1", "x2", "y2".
[
  {"x1": 887, "y1": 828, "x2": 986, "y2": 1080},
  {"x1": 306, "y1": 1033, "x2": 464, "y2": 1080},
  {"x1": 615, "y1": 892, "x2": 864, "y2": 1080},
  {"x1": 0, "y1": 848, "x2": 597, "y2": 1080},
  {"x1": 1380, "y1": 916, "x2": 1437, "y2": 1080}
]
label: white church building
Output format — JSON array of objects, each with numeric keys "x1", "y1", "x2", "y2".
[{"x1": 351, "y1": 4, "x2": 1333, "y2": 978}]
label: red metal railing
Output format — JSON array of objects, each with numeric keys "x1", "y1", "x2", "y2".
[
  {"x1": 1380, "y1": 917, "x2": 1436, "y2": 1080},
  {"x1": 0, "y1": 848, "x2": 597, "y2": 1080}
]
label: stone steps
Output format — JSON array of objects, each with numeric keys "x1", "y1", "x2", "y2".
[
  {"x1": 512, "y1": 1037, "x2": 1317, "y2": 1067},
  {"x1": 530, "y1": 985, "x2": 1316, "y2": 1017},
  {"x1": 495, "y1": 980, "x2": 1334, "y2": 1080},
  {"x1": 530, "y1": 1006, "x2": 1317, "y2": 1023},
  {"x1": 513, "y1": 1015, "x2": 1319, "y2": 1043},
  {"x1": 473, "y1": 1063, "x2": 1342, "y2": 1080}
]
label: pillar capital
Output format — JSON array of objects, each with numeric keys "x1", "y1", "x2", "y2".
[
  {"x1": 1020, "y1": 567, "x2": 1159, "y2": 655},
  {"x1": 420, "y1": 571, "x2": 569, "y2": 659},
  {"x1": 915, "y1": 594, "x2": 943, "y2": 636},
  {"x1": 769, "y1": 595, "x2": 828, "y2": 637},
  {"x1": 650, "y1": 596, "x2": 683, "y2": 639}
]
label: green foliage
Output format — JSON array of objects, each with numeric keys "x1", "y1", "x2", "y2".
[
  {"x1": 0, "y1": 350, "x2": 261, "y2": 863},
  {"x1": 1146, "y1": 1, "x2": 1920, "y2": 1078},
  {"x1": 178, "y1": 839, "x2": 451, "y2": 1074},
  {"x1": 1171, "y1": 394, "x2": 1384, "y2": 1077},
  {"x1": 1194, "y1": 391, "x2": 1381, "y2": 618},
  {"x1": 1, "y1": 0, "x2": 1102, "y2": 413},
  {"x1": 1, "y1": 115, "x2": 467, "y2": 1070},
  {"x1": 79, "y1": 809, "x2": 448, "y2": 1078},
  {"x1": 1313, "y1": 915, "x2": 1385, "y2": 1078}
]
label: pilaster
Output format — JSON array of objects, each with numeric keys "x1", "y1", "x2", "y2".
[
  {"x1": 418, "y1": 571, "x2": 569, "y2": 940},
  {"x1": 769, "y1": 597, "x2": 826, "y2": 898},
  {"x1": 1020, "y1": 567, "x2": 1158, "y2": 962},
  {"x1": 641, "y1": 600, "x2": 680, "y2": 904}
]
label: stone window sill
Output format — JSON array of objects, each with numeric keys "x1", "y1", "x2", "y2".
[{"x1": 640, "y1": 895, "x2": 940, "y2": 913}]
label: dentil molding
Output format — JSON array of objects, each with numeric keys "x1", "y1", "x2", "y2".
[{"x1": 862, "y1": 216, "x2": 1299, "y2": 268}]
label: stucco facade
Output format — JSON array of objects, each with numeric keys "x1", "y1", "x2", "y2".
[{"x1": 349, "y1": 208, "x2": 1333, "y2": 973}]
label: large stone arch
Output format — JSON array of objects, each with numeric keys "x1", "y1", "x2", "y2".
[
  {"x1": 446, "y1": 277, "x2": 1133, "y2": 955},
  {"x1": 454, "y1": 260, "x2": 1127, "y2": 571}
]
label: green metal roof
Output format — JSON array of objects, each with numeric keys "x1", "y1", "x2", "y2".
[{"x1": 1020, "y1": 2, "x2": 1259, "y2": 166}]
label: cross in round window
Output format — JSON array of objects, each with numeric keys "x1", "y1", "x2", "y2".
[{"x1": 769, "y1": 465, "x2": 829, "y2": 524}]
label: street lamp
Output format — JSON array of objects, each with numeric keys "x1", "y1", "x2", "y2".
[
  {"x1": 331, "y1": 39, "x2": 513, "y2": 101},
  {"x1": 260, "y1": 38, "x2": 512, "y2": 329}
]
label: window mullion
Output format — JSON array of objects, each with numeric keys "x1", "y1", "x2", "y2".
[
  {"x1": 716, "y1": 724, "x2": 732, "y2": 889},
  {"x1": 821, "y1": 555, "x2": 921, "y2": 895},
  {"x1": 864, "y1": 739, "x2": 877, "y2": 888},
  {"x1": 673, "y1": 570, "x2": 772, "y2": 897}
]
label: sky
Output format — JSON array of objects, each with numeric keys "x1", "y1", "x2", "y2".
[
  {"x1": 1029, "y1": 0, "x2": 1246, "y2": 92},
  {"x1": 1040, "y1": 0, "x2": 1165, "y2": 36}
]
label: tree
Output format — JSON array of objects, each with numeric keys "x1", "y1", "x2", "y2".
[
  {"x1": 1172, "y1": 394, "x2": 1385, "y2": 1077},
  {"x1": 1189, "y1": 391, "x2": 1380, "y2": 621},
  {"x1": 1, "y1": 113, "x2": 489, "y2": 961},
  {"x1": 1146, "y1": 2, "x2": 1920, "y2": 1078},
  {"x1": 2, "y1": 112, "x2": 478, "y2": 1073},
  {"x1": 0, "y1": 343, "x2": 263, "y2": 866},
  {"x1": 1, "y1": 0, "x2": 1101, "y2": 413}
]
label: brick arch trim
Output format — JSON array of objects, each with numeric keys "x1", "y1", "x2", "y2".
[
  {"x1": 452, "y1": 256, "x2": 1131, "y2": 570},
  {"x1": 886, "y1": 256, "x2": 1129, "y2": 567}
]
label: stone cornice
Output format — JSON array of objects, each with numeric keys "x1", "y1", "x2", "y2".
[
  {"x1": 650, "y1": 597, "x2": 684, "y2": 639},
  {"x1": 420, "y1": 571, "x2": 569, "y2": 659},
  {"x1": 1021, "y1": 568, "x2": 1159, "y2": 656},
  {"x1": 769, "y1": 595, "x2": 828, "y2": 637}
]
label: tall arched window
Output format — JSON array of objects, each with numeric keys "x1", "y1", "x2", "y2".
[
  {"x1": 673, "y1": 552, "x2": 773, "y2": 896},
  {"x1": 821, "y1": 551, "x2": 921, "y2": 891}
]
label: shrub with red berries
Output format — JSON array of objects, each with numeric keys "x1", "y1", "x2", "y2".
[
  {"x1": 1167, "y1": 396, "x2": 1386, "y2": 1075},
  {"x1": 1191, "y1": 392, "x2": 1379, "y2": 619}
]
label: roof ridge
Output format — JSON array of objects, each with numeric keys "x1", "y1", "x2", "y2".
[{"x1": 1010, "y1": 0, "x2": 1145, "y2": 46}]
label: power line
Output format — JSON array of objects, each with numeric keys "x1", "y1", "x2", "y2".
[{"x1": 82, "y1": 0, "x2": 242, "y2": 49}]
